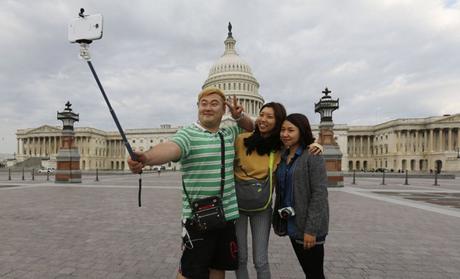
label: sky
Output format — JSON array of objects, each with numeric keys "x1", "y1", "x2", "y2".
[{"x1": 1, "y1": 0, "x2": 460, "y2": 154}]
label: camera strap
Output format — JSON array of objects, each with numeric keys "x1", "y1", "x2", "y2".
[{"x1": 182, "y1": 131, "x2": 225, "y2": 208}]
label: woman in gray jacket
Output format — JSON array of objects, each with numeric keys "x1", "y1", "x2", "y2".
[{"x1": 274, "y1": 113, "x2": 329, "y2": 279}]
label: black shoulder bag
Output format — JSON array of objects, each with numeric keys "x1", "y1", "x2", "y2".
[{"x1": 182, "y1": 132, "x2": 226, "y2": 233}]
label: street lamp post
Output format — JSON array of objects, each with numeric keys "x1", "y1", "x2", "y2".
[
  {"x1": 314, "y1": 87, "x2": 343, "y2": 187},
  {"x1": 55, "y1": 102, "x2": 81, "y2": 183}
]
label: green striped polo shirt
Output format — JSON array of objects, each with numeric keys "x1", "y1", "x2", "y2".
[{"x1": 171, "y1": 123, "x2": 242, "y2": 221}]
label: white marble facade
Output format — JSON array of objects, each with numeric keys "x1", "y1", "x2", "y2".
[
  {"x1": 16, "y1": 125, "x2": 180, "y2": 171},
  {"x1": 16, "y1": 114, "x2": 460, "y2": 172},
  {"x1": 344, "y1": 114, "x2": 460, "y2": 172}
]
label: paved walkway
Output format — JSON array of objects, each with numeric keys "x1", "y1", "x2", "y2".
[{"x1": 0, "y1": 172, "x2": 459, "y2": 278}]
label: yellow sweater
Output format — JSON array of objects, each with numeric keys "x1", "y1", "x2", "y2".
[{"x1": 234, "y1": 132, "x2": 281, "y2": 181}]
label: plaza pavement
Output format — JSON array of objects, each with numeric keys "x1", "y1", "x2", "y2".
[{"x1": 0, "y1": 171, "x2": 459, "y2": 279}]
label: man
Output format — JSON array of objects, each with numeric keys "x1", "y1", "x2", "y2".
[{"x1": 128, "y1": 87, "x2": 252, "y2": 279}]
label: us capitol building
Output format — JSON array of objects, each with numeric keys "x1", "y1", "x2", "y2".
[{"x1": 15, "y1": 25, "x2": 460, "y2": 173}]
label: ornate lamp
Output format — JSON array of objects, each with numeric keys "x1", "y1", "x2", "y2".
[
  {"x1": 55, "y1": 101, "x2": 81, "y2": 183},
  {"x1": 315, "y1": 87, "x2": 339, "y2": 124},
  {"x1": 57, "y1": 101, "x2": 79, "y2": 131},
  {"x1": 314, "y1": 87, "x2": 343, "y2": 187}
]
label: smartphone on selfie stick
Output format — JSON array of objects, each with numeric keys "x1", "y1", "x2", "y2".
[{"x1": 68, "y1": 8, "x2": 143, "y2": 207}]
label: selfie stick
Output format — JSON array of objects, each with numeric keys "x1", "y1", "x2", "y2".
[{"x1": 76, "y1": 16, "x2": 142, "y2": 207}]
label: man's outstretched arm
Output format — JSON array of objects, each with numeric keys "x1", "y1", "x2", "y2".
[{"x1": 128, "y1": 141, "x2": 181, "y2": 173}]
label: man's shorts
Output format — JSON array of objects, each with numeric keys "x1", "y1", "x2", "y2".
[{"x1": 179, "y1": 220, "x2": 238, "y2": 278}]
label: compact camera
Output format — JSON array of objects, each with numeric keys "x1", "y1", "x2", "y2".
[
  {"x1": 278, "y1": 206, "x2": 295, "y2": 219},
  {"x1": 68, "y1": 9, "x2": 103, "y2": 43}
]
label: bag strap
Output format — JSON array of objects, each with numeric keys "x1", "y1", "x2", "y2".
[
  {"x1": 182, "y1": 179, "x2": 193, "y2": 209},
  {"x1": 218, "y1": 132, "x2": 225, "y2": 199},
  {"x1": 182, "y1": 131, "x2": 226, "y2": 207},
  {"x1": 269, "y1": 151, "x2": 274, "y2": 191}
]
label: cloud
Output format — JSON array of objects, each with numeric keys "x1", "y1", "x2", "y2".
[{"x1": 0, "y1": 0, "x2": 459, "y2": 153}]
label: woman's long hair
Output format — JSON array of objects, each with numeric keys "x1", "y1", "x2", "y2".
[
  {"x1": 285, "y1": 113, "x2": 315, "y2": 150},
  {"x1": 244, "y1": 102, "x2": 286, "y2": 155}
]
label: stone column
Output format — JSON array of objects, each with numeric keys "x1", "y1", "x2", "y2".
[
  {"x1": 424, "y1": 130, "x2": 427, "y2": 152},
  {"x1": 401, "y1": 131, "x2": 405, "y2": 154},
  {"x1": 359, "y1": 136, "x2": 363, "y2": 156},
  {"x1": 399, "y1": 131, "x2": 403, "y2": 154},
  {"x1": 407, "y1": 131, "x2": 411, "y2": 153},
  {"x1": 352, "y1": 136, "x2": 356, "y2": 157},
  {"x1": 39, "y1": 137, "x2": 43, "y2": 156},
  {"x1": 439, "y1": 128, "x2": 444, "y2": 152},
  {"x1": 408, "y1": 131, "x2": 412, "y2": 153},
  {"x1": 39, "y1": 137, "x2": 42, "y2": 156},
  {"x1": 36, "y1": 137, "x2": 39, "y2": 156},
  {"x1": 366, "y1": 136, "x2": 369, "y2": 155},
  {"x1": 31, "y1": 137, "x2": 35, "y2": 156},
  {"x1": 47, "y1": 137, "x2": 50, "y2": 156},
  {"x1": 457, "y1": 128, "x2": 460, "y2": 150},
  {"x1": 44, "y1": 137, "x2": 47, "y2": 156},
  {"x1": 448, "y1": 128, "x2": 452, "y2": 151},
  {"x1": 34, "y1": 137, "x2": 37, "y2": 156},
  {"x1": 415, "y1": 130, "x2": 418, "y2": 153},
  {"x1": 429, "y1": 129, "x2": 434, "y2": 152}
]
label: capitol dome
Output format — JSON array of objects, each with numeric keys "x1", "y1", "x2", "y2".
[{"x1": 202, "y1": 23, "x2": 264, "y2": 118}]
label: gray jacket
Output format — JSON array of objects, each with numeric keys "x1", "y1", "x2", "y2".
[{"x1": 274, "y1": 150, "x2": 329, "y2": 239}]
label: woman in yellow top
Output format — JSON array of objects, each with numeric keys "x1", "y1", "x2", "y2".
[
  {"x1": 233, "y1": 102, "x2": 286, "y2": 279},
  {"x1": 228, "y1": 99, "x2": 322, "y2": 279}
]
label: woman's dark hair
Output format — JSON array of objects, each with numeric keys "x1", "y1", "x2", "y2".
[
  {"x1": 285, "y1": 113, "x2": 315, "y2": 149},
  {"x1": 244, "y1": 102, "x2": 287, "y2": 155}
]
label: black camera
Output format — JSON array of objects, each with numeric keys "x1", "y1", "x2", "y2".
[{"x1": 278, "y1": 206, "x2": 295, "y2": 219}]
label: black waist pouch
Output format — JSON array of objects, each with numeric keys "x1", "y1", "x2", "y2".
[{"x1": 190, "y1": 196, "x2": 226, "y2": 233}]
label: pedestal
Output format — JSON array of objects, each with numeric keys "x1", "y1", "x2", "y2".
[
  {"x1": 322, "y1": 145, "x2": 344, "y2": 187},
  {"x1": 55, "y1": 130, "x2": 81, "y2": 183},
  {"x1": 318, "y1": 122, "x2": 344, "y2": 187},
  {"x1": 55, "y1": 147, "x2": 81, "y2": 183}
]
